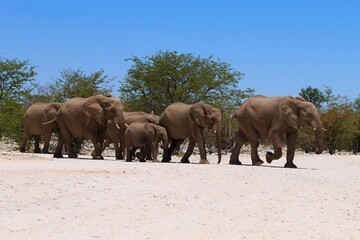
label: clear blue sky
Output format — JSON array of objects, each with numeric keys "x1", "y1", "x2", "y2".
[{"x1": 1, "y1": 0, "x2": 359, "y2": 99}]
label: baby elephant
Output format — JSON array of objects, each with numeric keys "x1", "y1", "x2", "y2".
[{"x1": 125, "y1": 122, "x2": 168, "y2": 162}]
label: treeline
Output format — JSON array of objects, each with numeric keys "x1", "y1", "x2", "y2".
[{"x1": 0, "y1": 51, "x2": 359, "y2": 154}]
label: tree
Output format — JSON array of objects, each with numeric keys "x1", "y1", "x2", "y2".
[
  {"x1": 321, "y1": 104, "x2": 358, "y2": 153},
  {"x1": 0, "y1": 57, "x2": 37, "y2": 140},
  {"x1": 119, "y1": 50, "x2": 253, "y2": 115},
  {"x1": 322, "y1": 86, "x2": 351, "y2": 110},
  {"x1": 0, "y1": 57, "x2": 37, "y2": 103},
  {"x1": 299, "y1": 86, "x2": 325, "y2": 109},
  {"x1": 48, "y1": 68, "x2": 114, "y2": 102}
]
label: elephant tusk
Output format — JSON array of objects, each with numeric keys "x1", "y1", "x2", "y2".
[
  {"x1": 213, "y1": 129, "x2": 217, "y2": 134},
  {"x1": 321, "y1": 128, "x2": 327, "y2": 132},
  {"x1": 115, "y1": 124, "x2": 121, "y2": 129},
  {"x1": 125, "y1": 123, "x2": 129, "y2": 128},
  {"x1": 313, "y1": 127, "x2": 317, "y2": 131}
]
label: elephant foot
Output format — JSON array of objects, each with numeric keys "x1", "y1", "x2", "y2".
[
  {"x1": 42, "y1": 149, "x2": 50, "y2": 154},
  {"x1": 34, "y1": 148, "x2": 42, "y2": 153},
  {"x1": 68, "y1": 153, "x2": 78, "y2": 158},
  {"x1": 93, "y1": 156, "x2": 104, "y2": 160},
  {"x1": 229, "y1": 158, "x2": 242, "y2": 165},
  {"x1": 125, "y1": 159, "x2": 132, "y2": 162},
  {"x1": 54, "y1": 153, "x2": 63, "y2": 158},
  {"x1": 139, "y1": 158, "x2": 146, "y2": 162},
  {"x1": 266, "y1": 152, "x2": 274, "y2": 164},
  {"x1": 180, "y1": 158, "x2": 190, "y2": 163},
  {"x1": 116, "y1": 155, "x2": 124, "y2": 160},
  {"x1": 252, "y1": 160, "x2": 264, "y2": 166},
  {"x1": 284, "y1": 162, "x2": 297, "y2": 168},
  {"x1": 19, "y1": 146, "x2": 25, "y2": 153},
  {"x1": 162, "y1": 158, "x2": 171, "y2": 163},
  {"x1": 199, "y1": 158, "x2": 209, "y2": 164}
]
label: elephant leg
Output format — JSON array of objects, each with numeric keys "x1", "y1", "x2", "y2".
[
  {"x1": 114, "y1": 141, "x2": 124, "y2": 160},
  {"x1": 181, "y1": 138, "x2": 196, "y2": 163},
  {"x1": 285, "y1": 132, "x2": 297, "y2": 168},
  {"x1": 91, "y1": 142, "x2": 104, "y2": 160},
  {"x1": 118, "y1": 129, "x2": 126, "y2": 160},
  {"x1": 34, "y1": 136, "x2": 41, "y2": 153},
  {"x1": 111, "y1": 138, "x2": 123, "y2": 160},
  {"x1": 126, "y1": 146, "x2": 132, "y2": 162},
  {"x1": 139, "y1": 146, "x2": 146, "y2": 162},
  {"x1": 89, "y1": 129, "x2": 106, "y2": 160},
  {"x1": 42, "y1": 129, "x2": 52, "y2": 154},
  {"x1": 229, "y1": 130, "x2": 247, "y2": 165},
  {"x1": 266, "y1": 135, "x2": 283, "y2": 164},
  {"x1": 54, "y1": 133, "x2": 64, "y2": 158},
  {"x1": 102, "y1": 136, "x2": 110, "y2": 152},
  {"x1": 194, "y1": 130, "x2": 209, "y2": 164},
  {"x1": 145, "y1": 135, "x2": 155, "y2": 161},
  {"x1": 162, "y1": 139, "x2": 179, "y2": 162},
  {"x1": 146, "y1": 145, "x2": 153, "y2": 160},
  {"x1": 57, "y1": 117, "x2": 77, "y2": 158},
  {"x1": 152, "y1": 142, "x2": 159, "y2": 162},
  {"x1": 250, "y1": 140, "x2": 264, "y2": 166},
  {"x1": 19, "y1": 134, "x2": 30, "y2": 152}
]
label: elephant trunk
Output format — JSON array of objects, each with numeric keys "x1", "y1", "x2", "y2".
[
  {"x1": 114, "y1": 110, "x2": 126, "y2": 130},
  {"x1": 311, "y1": 120, "x2": 324, "y2": 155},
  {"x1": 215, "y1": 123, "x2": 222, "y2": 164}
]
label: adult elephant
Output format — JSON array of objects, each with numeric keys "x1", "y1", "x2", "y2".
[
  {"x1": 46, "y1": 95, "x2": 126, "y2": 159},
  {"x1": 230, "y1": 95, "x2": 325, "y2": 168},
  {"x1": 160, "y1": 102, "x2": 222, "y2": 164},
  {"x1": 103, "y1": 111, "x2": 160, "y2": 159},
  {"x1": 19, "y1": 102, "x2": 62, "y2": 153},
  {"x1": 125, "y1": 122, "x2": 168, "y2": 162}
]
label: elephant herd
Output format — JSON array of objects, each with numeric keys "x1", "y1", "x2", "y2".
[{"x1": 19, "y1": 94, "x2": 325, "y2": 168}]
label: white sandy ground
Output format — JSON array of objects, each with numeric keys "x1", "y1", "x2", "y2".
[{"x1": 0, "y1": 148, "x2": 359, "y2": 240}]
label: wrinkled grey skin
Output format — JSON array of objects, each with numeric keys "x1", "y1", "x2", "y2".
[
  {"x1": 160, "y1": 102, "x2": 222, "y2": 164},
  {"x1": 125, "y1": 122, "x2": 168, "y2": 162},
  {"x1": 19, "y1": 102, "x2": 62, "y2": 153},
  {"x1": 230, "y1": 95, "x2": 324, "y2": 168}
]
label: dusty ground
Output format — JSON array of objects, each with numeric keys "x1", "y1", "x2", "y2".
[{"x1": 0, "y1": 147, "x2": 359, "y2": 239}]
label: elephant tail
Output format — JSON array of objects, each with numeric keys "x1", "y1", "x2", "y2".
[{"x1": 42, "y1": 117, "x2": 57, "y2": 125}]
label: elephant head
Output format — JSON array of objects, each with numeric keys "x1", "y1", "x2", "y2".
[
  {"x1": 190, "y1": 102, "x2": 222, "y2": 163},
  {"x1": 144, "y1": 123, "x2": 169, "y2": 149},
  {"x1": 83, "y1": 95, "x2": 126, "y2": 129},
  {"x1": 280, "y1": 97, "x2": 324, "y2": 154}
]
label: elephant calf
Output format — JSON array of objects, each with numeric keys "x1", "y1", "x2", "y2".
[
  {"x1": 103, "y1": 111, "x2": 160, "y2": 159},
  {"x1": 125, "y1": 122, "x2": 168, "y2": 162}
]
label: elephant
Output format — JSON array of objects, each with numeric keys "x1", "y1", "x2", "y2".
[
  {"x1": 124, "y1": 122, "x2": 168, "y2": 162},
  {"x1": 160, "y1": 102, "x2": 222, "y2": 164},
  {"x1": 19, "y1": 102, "x2": 62, "y2": 153},
  {"x1": 45, "y1": 94, "x2": 126, "y2": 159},
  {"x1": 103, "y1": 111, "x2": 160, "y2": 159},
  {"x1": 229, "y1": 95, "x2": 325, "y2": 168}
]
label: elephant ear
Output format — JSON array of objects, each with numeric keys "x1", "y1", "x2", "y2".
[
  {"x1": 190, "y1": 104, "x2": 207, "y2": 128},
  {"x1": 279, "y1": 100, "x2": 300, "y2": 129},
  {"x1": 83, "y1": 100, "x2": 105, "y2": 125}
]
